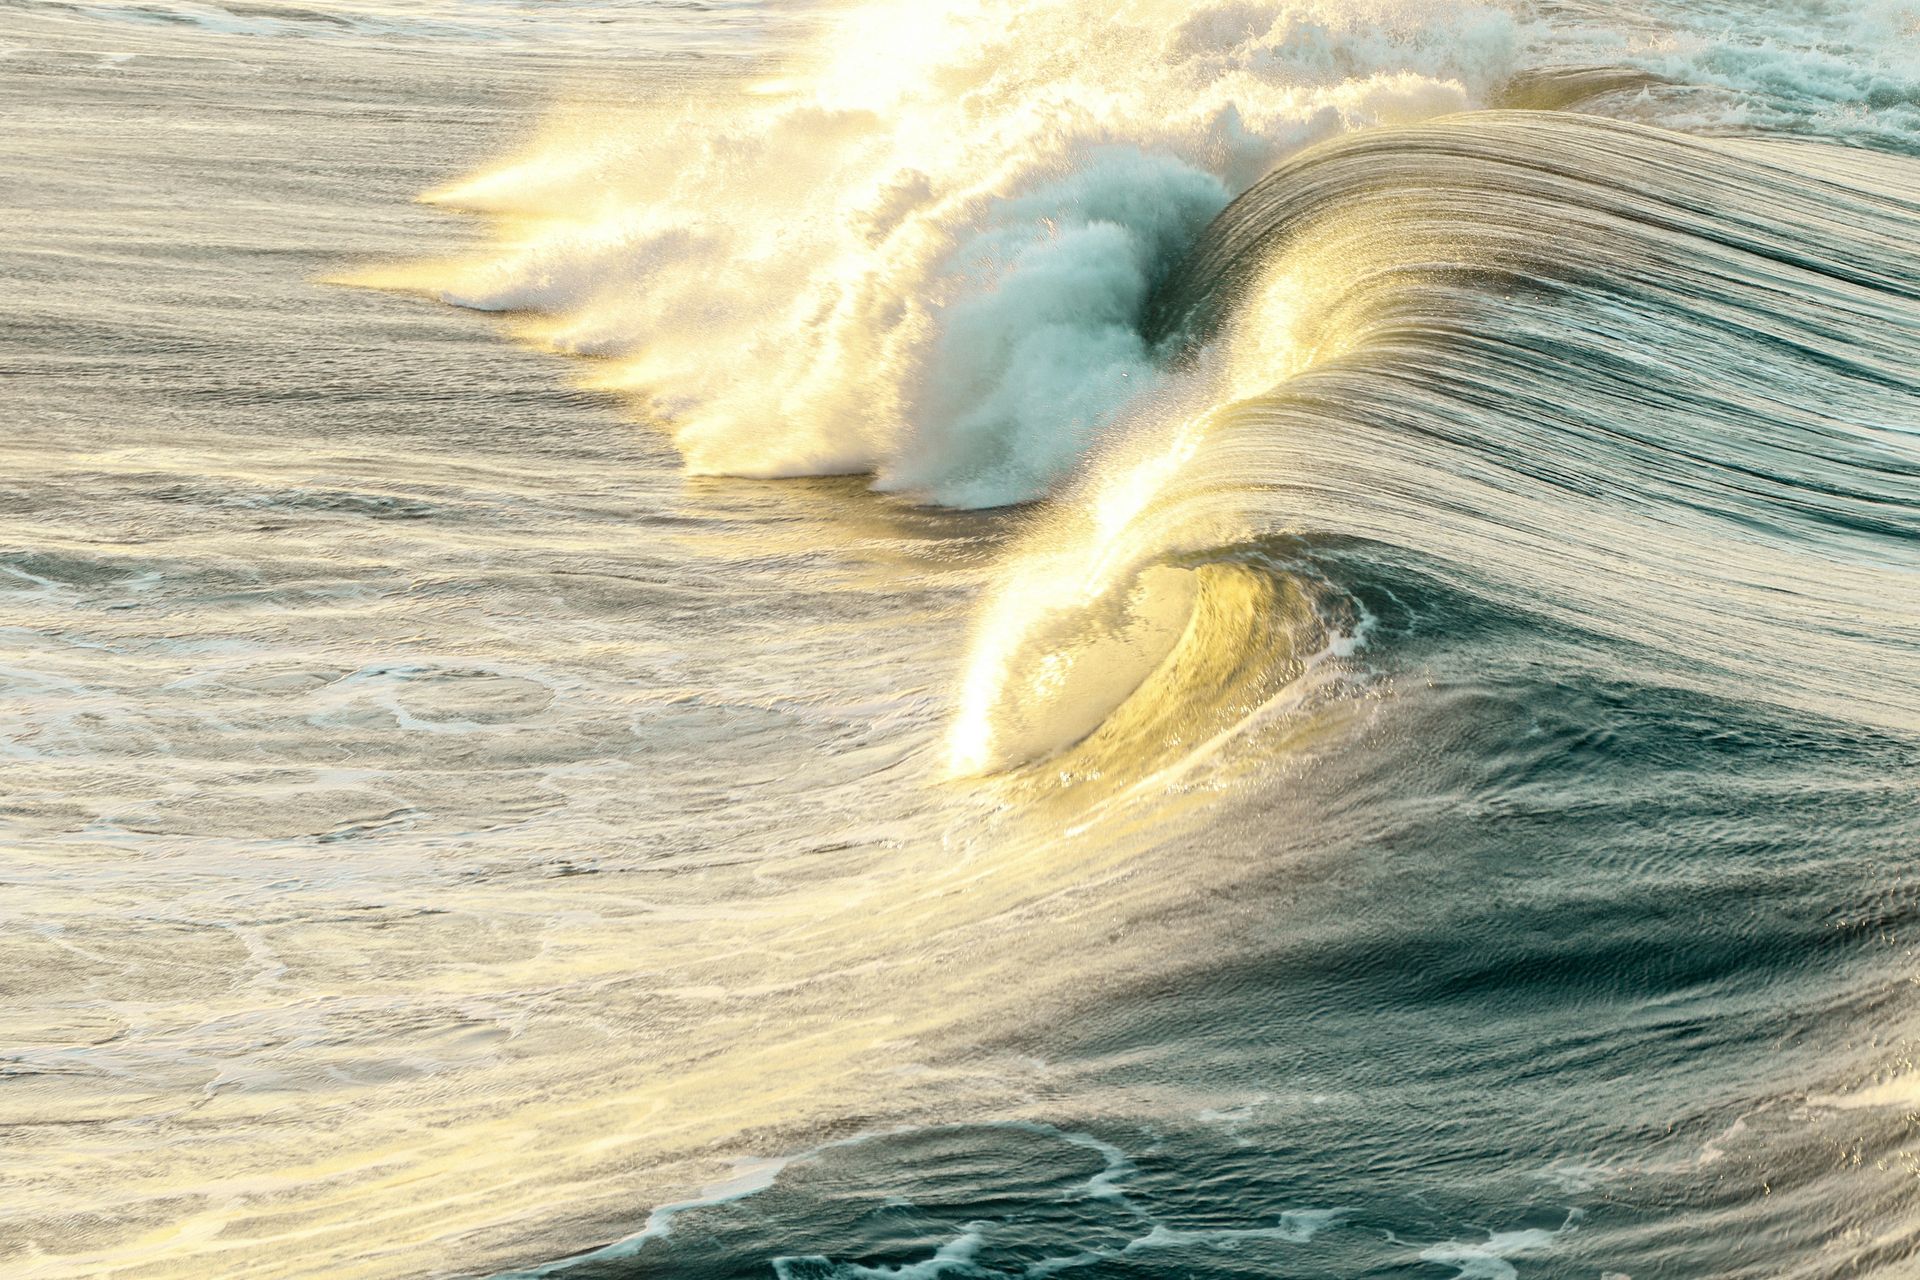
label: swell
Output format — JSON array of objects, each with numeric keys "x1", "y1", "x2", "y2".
[{"x1": 956, "y1": 110, "x2": 1920, "y2": 775}]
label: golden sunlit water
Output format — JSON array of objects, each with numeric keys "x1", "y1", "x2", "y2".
[{"x1": 6, "y1": 1, "x2": 1920, "y2": 1278}]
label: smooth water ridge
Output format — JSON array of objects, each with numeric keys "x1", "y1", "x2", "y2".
[{"x1": 3, "y1": 1, "x2": 1918, "y2": 1278}]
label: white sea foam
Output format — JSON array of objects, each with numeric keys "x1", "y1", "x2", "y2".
[
  {"x1": 361, "y1": 0, "x2": 1920, "y2": 513},
  {"x1": 1417, "y1": 1211, "x2": 1584, "y2": 1280},
  {"x1": 1542, "y1": 0, "x2": 1920, "y2": 143},
  {"x1": 489, "y1": 1122, "x2": 1139, "y2": 1279},
  {"x1": 491, "y1": 1156, "x2": 794, "y2": 1279},
  {"x1": 1124, "y1": 1207, "x2": 1351, "y2": 1251},
  {"x1": 773, "y1": 1225, "x2": 992, "y2": 1280},
  {"x1": 378, "y1": 0, "x2": 1519, "y2": 507}
]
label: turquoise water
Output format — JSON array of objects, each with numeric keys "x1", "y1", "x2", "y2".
[{"x1": 2, "y1": 2, "x2": 1917, "y2": 1278}]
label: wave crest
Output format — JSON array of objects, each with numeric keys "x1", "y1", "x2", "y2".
[
  {"x1": 355, "y1": 0, "x2": 1519, "y2": 506},
  {"x1": 950, "y1": 112, "x2": 1920, "y2": 773}
]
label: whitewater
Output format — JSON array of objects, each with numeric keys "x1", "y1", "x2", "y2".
[{"x1": 2, "y1": 1, "x2": 1917, "y2": 1278}]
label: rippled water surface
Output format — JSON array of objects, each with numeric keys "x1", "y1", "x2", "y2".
[{"x1": 4, "y1": 1, "x2": 1918, "y2": 1278}]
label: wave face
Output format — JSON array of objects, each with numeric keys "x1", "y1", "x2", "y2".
[{"x1": 953, "y1": 109, "x2": 1920, "y2": 775}]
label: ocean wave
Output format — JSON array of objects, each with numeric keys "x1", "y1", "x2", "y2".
[{"x1": 351, "y1": 1, "x2": 1920, "y2": 778}]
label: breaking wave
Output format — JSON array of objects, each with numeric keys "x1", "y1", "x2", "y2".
[
  {"x1": 352, "y1": 1, "x2": 1920, "y2": 779},
  {"x1": 354, "y1": 0, "x2": 1524, "y2": 506}
]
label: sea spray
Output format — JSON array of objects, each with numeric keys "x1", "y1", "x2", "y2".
[{"x1": 359, "y1": 0, "x2": 1517, "y2": 505}]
